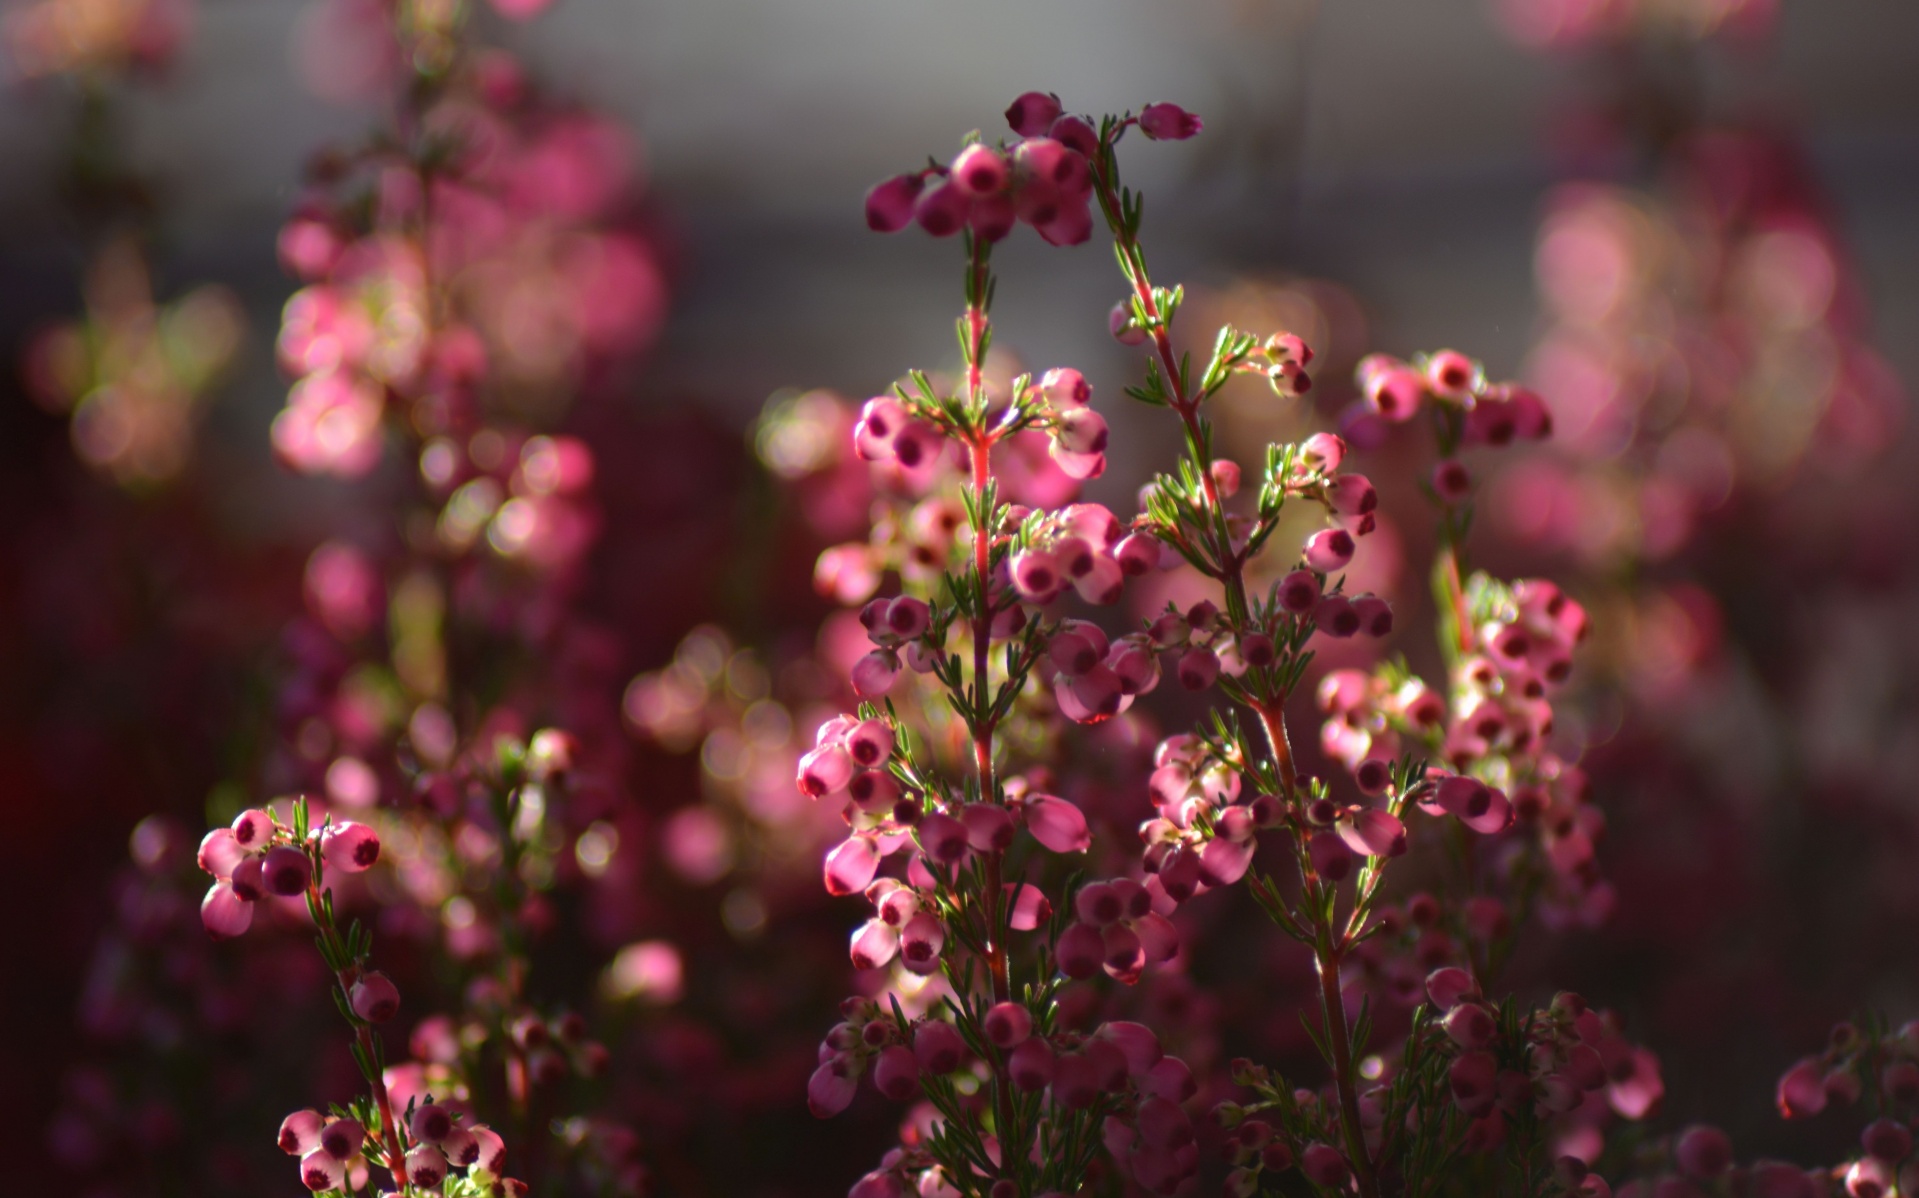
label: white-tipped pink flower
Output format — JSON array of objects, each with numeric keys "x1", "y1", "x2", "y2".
[
  {"x1": 950, "y1": 144, "x2": 1009, "y2": 197},
  {"x1": 872, "y1": 1043, "x2": 920, "y2": 1100},
  {"x1": 899, "y1": 912, "x2": 946, "y2": 975},
  {"x1": 984, "y1": 1002, "x2": 1033, "y2": 1048},
  {"x1": 300, "y1": 1149, "x2": 345, "y2": 1192},
  {"x1": 231, "y1": 808, "x2": 274, "y2": 851},
  {"x1": 278, "y1": 1109, "x2": 325, "y2": 1156}
]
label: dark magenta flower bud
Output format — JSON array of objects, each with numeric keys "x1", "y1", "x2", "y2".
[{"x1": 1139, "y1": 102, "x2": 1202, "y2": 141}]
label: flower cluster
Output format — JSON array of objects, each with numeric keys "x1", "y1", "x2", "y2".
[{"x1": 798, "y1": 92, "x2": 1670, "y2": 1198}]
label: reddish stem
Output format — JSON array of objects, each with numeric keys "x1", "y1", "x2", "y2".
[{"x1": 309, "y1": 880, "x2": 410, "y2": 1194}]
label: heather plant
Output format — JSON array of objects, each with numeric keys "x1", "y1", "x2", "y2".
[{"x1": 786, "y1": 94, "x2": 1673, "y2": 1198}]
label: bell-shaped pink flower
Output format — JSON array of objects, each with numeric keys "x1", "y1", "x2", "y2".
[
  {"x1": 278, "y1": 1110, "x2": 324, "y2": 1156},
  {"x1": 899, "y1": 912, "x2": 945, "y2": 975},
  {"x1": 824, "y1": 837, "x2": 880, "y2": 897},
  {"x1": 349, "y1": 971, "x2": 400, "y2": 1023},
  {"x1": 873, "y1": 1044, "x2": 920, "y2": 1100},
  {"x1": 950, "y1": 144, "x2": 1009, "y2": 197},
  {"x1": 201, "y1": 881, "x2": 253, "y2": 939},
  {"x1": 849, "y1": 918, "x2": 898, "y2": 970},
  {"x1": 1138, "y1": 102, "x2": 1202, "y2": 141},
  {"x1": 984, "y1": 1002, "x2": 1033, "y2": 1048},
  {"x1": 1006, "y1": 91, "x2": 1063, "y2": 136},
  {"x1": 1025, "y1": 794, "x2": 1091, "y2": 853},
  {"x1": 1056, "y1": 922, "x2": 1105, "y2": 979},
  {"x1": 1008, "y1": 1036, "x2": 1055, "y2": 1089},
  {"x1": 914, "y1": 1019, "x2": 966, "y2": 1074},
  {"x1": 321, "y1": 822, "x2": 380, "y2": 873},
  {"x1": 198, "y1": 828, "x2": 246, "y2": 878},
  {"x1": 1450, "y1": 1050, "x2": 1498, "y2": 1116},
  {"x1": 865, "y1": 175, "x2": 924, "y2": 233},
  {"x1": 1304, "y1": 528, "x2": 1355, "y2": 572},
  {"x1": 808, "y1": 1056, "x2": 858, "y2": 1117},
  {"x1": 301, "y1": 1149, "x2": 346, "y2": 1192}
]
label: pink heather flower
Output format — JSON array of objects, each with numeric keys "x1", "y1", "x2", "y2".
[
  {"x1": 1036, "y1": 199, "x2": 1094, "y2": 247},
  {"x1": 201, "y1": 881, "x2": 253, "y2": 939},
  {"x1": 797, "y1": 743, "x2": 855, "y2": 798},
  {"x1": 230, "y1": 855, "x2": 267, "y2": 902},
  {"x1": 1425, "y1": 967, "x2": 1478, "y2": 1010},
  {"x1": 1432, "y1": 458, "x2": 1473, "y2": 503},
  {"x1": 1308, "y1": 832, "x2": 1354, "y2": 882},
  {"x1": 301, "y1": 1149, "x2": 345, "y2": 1192},
  {"x1": 1450, "y1": 1050, "x2": 1499, "y2": 1116},
  {"x1": 1114, "y1": 532, "x2": 1158, "y2": 576},
  {"x1": 1057, "y1": 665, "x2": 1123, "y2": 722},
  {"x1": 1176, "y1": 647, "x2": 1219, "y2": 691},
  {"x1": 1506, "y1": 386, "x2": 1553, "y2": 439},
  {"x1": 1425, "y1": 349, "x2": 1477, "y2": 398},
  {"x1": 984, "y1": 1002, "x2": 1033, "y2": 1048},
  {"x1": 1008, "y1": 1037, "x2": 1055, "y2": 1089},
  {"x1": 262, "y1": 845, "x2": 312, "y2": 896},
  {"x1": 1055, "y1": 407, "x2": 1109, "y2": 456},
  {"x1": 472, "y1": 1126, "x2": 506, "y2": 1174},
  {"x1": 960, "y1": 804, "x2": 1015, "y2": 853},
  {"x1": 1109, "y1": 301, "x2": 1146, "y2": 346},
  {"x1": 914, "y1": 1019, "x2": 966, "y2": 1074},
  {"x1": 873, "y1": 1044, "x2": 920, "y2": 1100},
  {"x1": 1339, "y1": 808, "x2": 1407, "y2": 858},
  {"x1": 1050, "y1": 627, "x2": 1104, "y2": 675},
  {"x1": 846, "y1": 719, "x2": 895, "y2": 769},
  {"x1": 865, "y1": 174, "x2": 924, "y2": 232},
  {"x1": 1847, "y1": 1159, "x2": 1893, "y2": 1198},
  {"x1": 1353, "y1": 594, "x2": 1394, "y2": 637},
  {"x1": 1328, "y1": 474, "x2": 1376, "y2": 516},
  {"x1": 1138, "y1": 102, "x2": 1202, "y2": 141},
  {"x1": 887, "y1": 595, "x2": 932, "y2": 639},
  {"x1": 231, "y1": 808, "x2": 274, "y2": 851},
  {"x1": 808, "y1": 1057, "x2": 857, "y2": 1117},
  {"x1": 914, "y1": 182, "x2": 970, "y2": 237},
  {"x1": 950, "y1": 144, "x2": 1009, "y2": 198},
  {"x1": 1366, "y1": 366, "x2": 1426, "y2": 422},
  {"x1": 1300, "y1": 1144, "x2": 1350, "y2": 1188},
  {"x1": 1057, "y1": 922, "x2": 1105, "y2": 979},
  {"x1": 1042, "y1": 114, "x2": 1096, "y2": 157},
  {"x1": 410, "y1": 1102, "x2": 453, "y2": 1144},
  {"x1": 349, "y1": 971, "x2": 400, "y2": 1023},
  {"x1": 917, "y1": 811, "x2": 969, "y2": 865},
  {"x1": 851, "y1": 650, "x2": 901, "y2": 697},
  {"x1": 824, "y1": 837, "x2": 880, "y2": 896},
  {"x1": 1315, "y1": 594, "x2": 1359, "y2": 638},
  {"x1": 1210, "y1": 459, "x2": 1242, "y2": 498},
  {"x1": 1010, "y1": 549, "x2": 1063, "y2": 603},
  {"x1": 1303, "y1": 528, "x2": 1355, "y2": 572},
  {"x1": 1239, "y1": 632, "x2": 1275, "y2": 667},
  {"x1": 197, "y1": 827, "x2": 246, "y2": 878},
  {"x1": 1040, "y1": 366, "x2": 1091, "y2": 408},
  {"x1": 1277, "y1": 569, "x2": 1321, "y2": 614},
  {"x1": 1025, "y1": 794, "x2": 1091, "y2": 853},
  {"x1": 1073, "y1": 554, "x2": 1124, "y2": 605},
  {"x1": 1864, "y1": 1118, "x2": 1912, "y2": 1162},
  {"x1": 1198, "y1": 836, "x2": 1254, "y2": 886},
  {"x1": 321, "y1": 821, "x2": 380, "y2": 873},
  {"x1": 1159, "y1": 846, "x2": 1203, "y2": 903},
  {"x1": 279, "y1": 1109, "x2": 325, "y2": 1156},
  {"x1": 969, "y1": 193, "x2": 1017, "y2": 242},
  {"x1": 854, "y1": 396, "x2": 906, "y2": 460},
  {"x1": 1006, "y1": 91, "x2": 1064, "y2": 136},
  {"x1": 1675, "y1": 1125, "x2": 1733, "y2": 1178},
  {"x1": 1299, "y1": 431, "x2": 1344, "y2": 474},
  {"x1": 1015, "y1": 137, "x2": 1091, "y2": 196},
  {"x1": 1009, "y1": 883, "x2": 1052, "y2": 930},
  {"x1": 849, "y1": 918, "x2": 898, "y2": 970},
  {"x1": 1776, "y1": 1058, "x2": 1829, "y2": 1119},
  {"x1": 406, "y1": 1144, "x2": 448, "y2": 1189},
  {"x1": 319, "y1": 1118, "x2": 364, "y2": 1162},
  {"x1": 1442, "y1": 1002, "x2": 1497, "y2": 1050},
  {"x1": 441, "y1": 1126, "x2": 479, "y2": 1168},
  {"x1": 1075, "y1": 883, "x2": 1123, "y2": 926}
]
